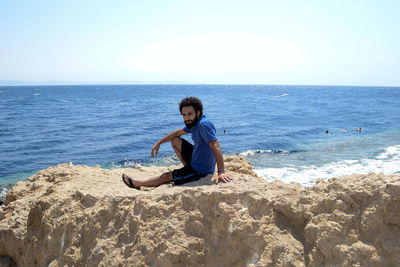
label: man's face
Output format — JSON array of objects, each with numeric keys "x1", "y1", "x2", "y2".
[{"x1": 181, "y1": 106, "x2": 200, "y2": 128}]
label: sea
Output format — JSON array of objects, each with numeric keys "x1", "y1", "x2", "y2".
[{"x1": 1, "y1": 84, "x2": 399, "y2": 198}]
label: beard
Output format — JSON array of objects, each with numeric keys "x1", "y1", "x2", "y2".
[{"x1": 184, "y1": 115, "x2": 199, "y2": 129}]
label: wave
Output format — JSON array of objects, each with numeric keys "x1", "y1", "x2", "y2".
[
  {"x1": 239, "y1": 149, "x2": 306, "y2": 157},
  {"x1": 103, "y1": 154, "x2": 181, "y2": 170},
  {"x1": 254, "y1": 145, "x2": 400, "y2": 186},
  {"x1": 55, "y1": 99, "x2": 69, "y2": 103},
  {"x1": 0, "y1": 184, "x2": 14, "y2": 200},
  {"x1": 272, "y1": 93, "x2": 289, "y2": 97},
  {"x1": 376, "y1": 145, "x2": 400, "y2": 160},
  {"x1": 104, "y1": 160, "x2": 139, "y2": 169}
]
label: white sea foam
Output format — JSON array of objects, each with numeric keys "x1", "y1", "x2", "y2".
[
  {"x1": 272, "y1": 93, "x2": 289, "y2": 97},
  {"x1": 240, "y1": 150, "x2": 272, "y2": 157},
  {"x1": 0, "y1": 187, "x2": 8, "y2": 200},
  {"x1": 376, "y1": 145, "x2": 400, "y2": 160},
  {"x1": 240, "y1": 149, "x2": 289, "y2": 157},
  {"x1": 255, "y1": 145, "x2": 400, "y2": 186}
]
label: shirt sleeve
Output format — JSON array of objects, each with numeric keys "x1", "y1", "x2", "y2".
[
  {"x1": 198, "y1": 121, "x2": 217, "y2": 143},
  {"x1": 183, "y1": 126, "x2": 191, "y2": 133}
]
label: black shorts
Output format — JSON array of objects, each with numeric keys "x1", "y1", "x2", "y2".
[{"x1": 172, "y1": 138, "x2": 206, "y2": 185}]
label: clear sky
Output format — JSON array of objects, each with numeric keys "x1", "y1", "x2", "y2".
[{"x1": 1, "y1": 0, "x2": 399, "y2": 86}]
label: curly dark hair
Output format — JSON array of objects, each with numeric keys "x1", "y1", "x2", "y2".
[{"x1": 179, "y1": 97, "x2": 203, "y2": 117}]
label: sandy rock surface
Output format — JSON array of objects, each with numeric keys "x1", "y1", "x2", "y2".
[{"x1": 0, "y1": 156, "x2": 399, "y2": 266}]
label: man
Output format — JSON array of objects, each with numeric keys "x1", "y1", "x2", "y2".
[{"x1": 122, "y1": 97, "x2": 233, "y2": 189}]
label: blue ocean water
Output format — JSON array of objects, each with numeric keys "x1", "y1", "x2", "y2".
[{"x1": 1, "y1": 85, "x2": 399, "y2": 197}]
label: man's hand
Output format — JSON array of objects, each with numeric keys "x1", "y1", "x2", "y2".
[
  {"x1": 216, "y1": 172, "x2": 234, "y2": 184},
  {"x1": 150, "y1": 129, "x2": 187, "y2": 158},
  {"x1": 151, "y1": 142, "x2": 160, "y2": 157}
]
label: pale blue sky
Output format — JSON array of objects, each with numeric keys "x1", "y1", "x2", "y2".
[{"x1": 1, "y1": 0, "x2": 399, "y2": 86}]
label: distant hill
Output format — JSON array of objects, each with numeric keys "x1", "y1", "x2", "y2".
[{"x1": 0, "y1": 80, "x2": 188, "y2": 86}]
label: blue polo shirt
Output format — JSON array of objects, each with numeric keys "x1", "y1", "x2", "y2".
[{"x1": 183, "y1": 115, "x2": 217, "y2": 174}]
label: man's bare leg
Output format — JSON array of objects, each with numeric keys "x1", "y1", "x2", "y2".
[
  {"x1": 122, "y1": 137, "x2": 186, "y2": 189},
  {"x1": 122, "y1": 172, "x2": 173, "y2": 188},
  {"x1": 171, "y1": 136, "x2": 188, "y2": 166}
]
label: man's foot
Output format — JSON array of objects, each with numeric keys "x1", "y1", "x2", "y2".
[{"x1": 122, "y1": 174, "x2": 140, "y2": 190}]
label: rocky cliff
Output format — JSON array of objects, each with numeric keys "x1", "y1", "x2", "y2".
[{"x1": 0, "y1": 156, "x2": 399, "y2": 266}]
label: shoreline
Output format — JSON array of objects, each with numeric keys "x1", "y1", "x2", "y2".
[{"x1": 2, "y1": 143, "x2": 400, "y2": 199}]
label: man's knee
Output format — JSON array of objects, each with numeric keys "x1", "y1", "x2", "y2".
[{"x1": 171, "y1": 136, "x2": 182, "y2": 149}]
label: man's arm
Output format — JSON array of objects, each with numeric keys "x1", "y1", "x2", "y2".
[
  {"x1": 209, "y1": 139, "x2": 234, "y2": 184},
  {"x1": 151, "y1": 128, "x2": 187, "y2": 157}
]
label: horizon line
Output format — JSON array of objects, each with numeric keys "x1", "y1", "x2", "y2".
[{"x1": 0, "y1": 80, "x2": 399, "y2": 88}]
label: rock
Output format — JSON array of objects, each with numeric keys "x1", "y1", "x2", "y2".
[
  {"x1": 0, "y1": 256, "x2": 16, "y2": 267},
  {"x1": 0, "y1": 156, "x2": 399, "y2": 266}
]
